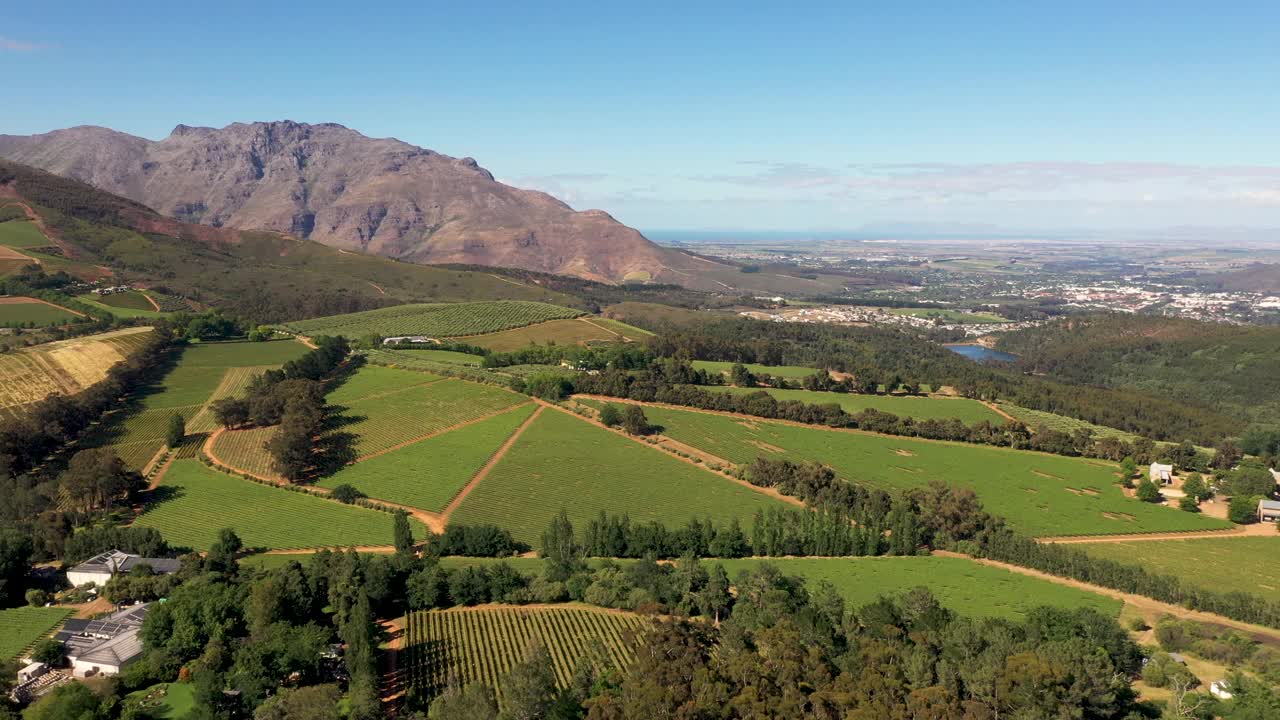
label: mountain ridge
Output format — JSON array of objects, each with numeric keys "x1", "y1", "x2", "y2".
[{"x1": 0, "y1": 120, "x2": 724, "y2": 286}]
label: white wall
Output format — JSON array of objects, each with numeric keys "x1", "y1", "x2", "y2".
[{"x1": 66, "y1": 570, "x2": 111, "y2": 588}]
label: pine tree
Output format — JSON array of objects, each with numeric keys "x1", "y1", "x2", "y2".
[
  {"x1": 165, "y1": 412, "x2": 186, "y2": 449},
  {"x1": 393, "y1": 510, "x2": 414, "y2": 556}
]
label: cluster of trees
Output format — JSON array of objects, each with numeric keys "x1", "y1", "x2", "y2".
[
  {"x1": 643, "y1": 316, "x2": 1242, "y2": 444},
  {"x1": 997, "y1": 314, "x2": 1279, "y2": 441},
  {"x1": 434, "y1": 564, "x2": 1167, "y2": 719},
  {"x1": 212, "y1": 336, "x2": 351, "y2": 480},
  {"x1": 424, "y1": 524, "x2": 526, "y2": 557},
  {"x1": 574, "y1": 365, "x2": 1173, "y2": 465}
]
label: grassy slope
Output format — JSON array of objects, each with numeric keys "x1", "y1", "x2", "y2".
[
  {"x1": 450, "y1": 409, "x2": 790, "y2": 546},
  {"x1": 0, "y1": 327, "x2": 154, "y2": 419},
  {"x1": 715, "y1": 557, "x2": 1120, "y2": 620},
  {"x1": 137, "y1": 460, "x2": 425, "y2": 550},
  {"x1": 0, "y1": 220, "x2": 51, "y2": 248},
  {"x1": 704, "y1": 385, "x2": 1005, "y2": 423},
  {"x1": 634, "y1": 404, "x2": 1231, "y2": 537},
  {"x1": 338, "y1": 378, "x2": 526, "y2": 458},
  {"x1": 375, "y1": 349, "x2": 482, "y2": 366},
  {"x1": 319, "y1": 403, "x2": 537, "y2": 511},
  {"x1": 1076, "y1": 537, "x2": 1280, "y2": 603}
]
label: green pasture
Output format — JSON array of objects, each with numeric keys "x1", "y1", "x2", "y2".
[
  {"x1": 703, "y1": 385, "x2": 1004, "y2": 423},
  {"x1": 1076, "y1": 537, "x2": 1280, "y2": 603},
  {"x1": 319, "y1": 403, "x2": 536, "y2": 511},
  {"x1": 631, "y1": 404, "x2": 1232, "y2": 537},
  {"x1": 0, "y1": 299, "x2": 82, "y2": 327},
  {"x1": 450, "y1": 408, "x2": 789, "y2": 546},
  {"x1": 691, "y1": 360, "x2": 821, "y2": 379},
  {"x1": 137, "y1": 460, "x2": 425, "y2": 550}
]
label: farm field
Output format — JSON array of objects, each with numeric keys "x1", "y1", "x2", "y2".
[
  {"x1": 208, "y1": 425, "x2": 280, "y2": 479},
  {"x1": 93, "y1": 290, "x2": 155, "y2": 310},
  {"x1": 186, "y1": 365, "x2": 278, "y2": 433},
  {"x1": 0, "y1": 219, "x2": 51, "y2": 249},
  {"x1": 0, "y1": 606, "x2": 72, "y2": 662},
  {"x1": 403, "y1": 605, "x2": 644, "y2": 705},
  {"x1": 83, "y1": 404, "x2": 202, "y2": 471},
  {"x1": 0, "y1": 326, "x2": 153, "y2": 417},
  {"x1": 138, "y1": 340, "x2": 308, "y2": 411},
  {"x1": 997, "y1": 404, "x2": 1139, "y2": 442},
  {"x1": 326, "y1": 365, "x2": 442, "y2": 406},
  {"x1": 466, "y1": 318, "x2": 620, "y2": 352},
  {"x1": 0, "y1": 297, "x2": 82, "y2": 327},
  {"x1": 377, "y1": 348, "x2": 483, "y2": 366},
  {"x1": 136, "y1": 460, "x2": 425, "y2": 550},
  {"x1": 885, "y1": 307, "x2": 1008, "y2": 323},
  {"x1": 691, "y1": 360, "x2": 821, "y2": 379},
  {"x1": 449, "y1": 408, "x2": 790, "y2": 546},
  {"x1": 76, "y1": 292, "x2": 169, "y2": 319},
  {"x1": 629, "y1": 403, "x2": 1232, "y2": 537},
  {"x1": 279, "y1": 301, "x2": 583, "y2": 339},
  {"x1": 702, "y1": 385, "x2": 1005, "y2": 423},
  {"x1": 1075, "y1": 537, "x2": 1280, "y2": 603},
  {"x1": 318, "y1": 403, "x2": 536, "y2": 511},
  {"x1": 587, "y1": 317, "x2": 653, "y2": 338},
  {"x1": 337, "y1": 376, "x2": 526, "y2": 458},
  {"x1": 716, "y1": 556, "x2": 1121, "y2": 620}
]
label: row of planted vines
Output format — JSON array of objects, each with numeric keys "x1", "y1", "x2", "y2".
[{"x1": 403, "y1": 606, "x2": 644, "y2": 705}]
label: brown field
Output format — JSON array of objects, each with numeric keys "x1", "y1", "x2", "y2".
[{"x1": 0, "y1": 327, "x2": 154, "y2": 414}]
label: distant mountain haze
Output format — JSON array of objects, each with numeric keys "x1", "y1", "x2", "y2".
[{"x1": 0, "y1": 121, "x2": 725, "y2": 286}]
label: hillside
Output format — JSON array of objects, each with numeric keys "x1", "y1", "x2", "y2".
[
  {"x1": 0, "y1": 121, "x2": 736, "y2": 287},
  {"x1": 0, "y1": 159, "x2": 579, "y2": 321},
  {"x1": 996, "y1": 315, "x2": 1280, "y2": 430},
  {"x1": 1204, "y1": 262, "x2": 1280, "y2": 294}
]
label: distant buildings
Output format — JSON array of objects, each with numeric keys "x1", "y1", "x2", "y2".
[{"x1": 66, "y1": 550, "x2": 181, "y2": 588}]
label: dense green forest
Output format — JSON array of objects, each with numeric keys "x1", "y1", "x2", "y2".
[
  {"x1": 997, "y1": 315, "x2": 1280, "y2": 432},
  {"x1": 636, "y1": 316, "x2": 1242, "y2": 444}
]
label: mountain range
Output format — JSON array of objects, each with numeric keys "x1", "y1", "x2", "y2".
[{"x1": 0, "y1": 121, "x2": 729, "y2": 287}]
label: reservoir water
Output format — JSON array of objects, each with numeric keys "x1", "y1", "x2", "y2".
[{"x1": 945, "y1": 344, "x2": 1017, "y2": 363}]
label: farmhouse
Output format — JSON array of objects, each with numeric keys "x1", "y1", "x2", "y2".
[
  {"x1": 383, "y1": 335, "x2": 435, "y2": 345},
  {"x1": 56, "y1": 603, "x2": 150, "y2": 677},
  {"x1": 1259, "y1": 499, "x2": 1280, "y2": 523},
  {"x1": 1149, "y1": 462, "x2": 1174, "y2": 485},
  {"x1": 66, "y1": 550, "x2": 181, "y2": 588}
]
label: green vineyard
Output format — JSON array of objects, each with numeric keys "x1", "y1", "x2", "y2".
[
  {"x1": 403, "y1": 605, "x2": 644, "y2": 705},
  {"x1": 278, "y1": 301, "x2": 584, "y2": 339}
]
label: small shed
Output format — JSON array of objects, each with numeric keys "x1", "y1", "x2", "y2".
[
  {"x1": 1259, "y1": 499, "x2": 1280, "y2": 523},
  {"x1": 17, "y1": 662, "x2": 47, "y2": 684},
  {"x1": 1149, "y1": 463, "x2": 1174, "y2": 485}
]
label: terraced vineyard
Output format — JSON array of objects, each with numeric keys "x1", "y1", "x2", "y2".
[
  {"x1": 208, "y1": 426, "x2": 281, "y2": 479},
  {"x1": 136, "y1": 460, "x2": 424, "y2": 550},
  {"x1": 318, "y1": 403, "x2": 536, "y2": 511},
  {"x1": 279, "y1": 301, "x2": 583, "y2": 339},
  {"x1": 404, "y1": 606, "x2": 644, "y2": 704},
  {"x1": 450, "y1": 408, "x2": 789, "y2": 546},
  {"x1": 0, "y1": 326, "x2": 154, "y2": 418},
  {"x1": 0, "y1": 607, "x2": 73, "y2": 662},
  {"x1": 703, "y1": 385, "x2": 1005, "y2": 423},
  {"x1": 629, "y1": 403, "x2": 1232, "y2": 537},
  {"x1": 340, "y1": 378, "x2": 526, "y2": 458}
]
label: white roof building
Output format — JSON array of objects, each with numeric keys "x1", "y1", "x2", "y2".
[
  {"x1": 66, "y1": 550, "x2": 181, "y2": 588},
  {"x1": 56, "y1": 603, "x2": 151, "y2": 678},
  {"x1": 1149, "y1": 463, "x2": 1174, "y2": 484}
]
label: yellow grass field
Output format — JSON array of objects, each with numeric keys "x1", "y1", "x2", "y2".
[{"x1": 0, "y1": 327, "x2": 154, "y2": 417}]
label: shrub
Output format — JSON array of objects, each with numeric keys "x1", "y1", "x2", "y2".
[
  {"x1": 1229, "y1": 494, "x2": 1262, "y2": 524},
  {"x1": 25, "y1": 588, "x2": 51, "y2": 607},
  {"x1": 1135, "y1": 479, "x2": 1162, "y2": 503},
  {"x1": 1178, "y1": 496, "x2": 1200, "y2": 512},
  {"x1": 598, "y1": 403, "x2": 623, "y2": 427},
  {"x1": 330, "y1": 484, "x2": 367, "y2": 504}
]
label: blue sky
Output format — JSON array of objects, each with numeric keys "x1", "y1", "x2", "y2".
[{"x1": 3, "y1": 1, "x2": 1279, "y2": 232}]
